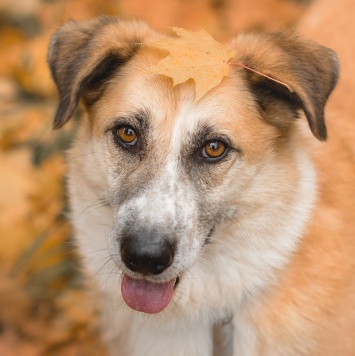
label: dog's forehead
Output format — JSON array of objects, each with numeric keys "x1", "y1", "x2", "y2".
[{"x1": 92, "y1": 52, "x2": 278, "y2": 160}]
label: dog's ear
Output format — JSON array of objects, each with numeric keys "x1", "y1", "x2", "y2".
[
  {"x1": 233, "y1": 32, "x2": 339, "y2": 141},
  {"x1": 48, "y1": 17, "x2": 152, "y2": 129}
]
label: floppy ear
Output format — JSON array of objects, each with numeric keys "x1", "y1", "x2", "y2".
[
  {"x1": 232, "y1": 32, "x2": 339, "y2": 141},
  {"x1": 48, "y1": 17, "x2": 154, "y2": 129}
]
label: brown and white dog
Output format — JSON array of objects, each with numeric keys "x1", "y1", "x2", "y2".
[{"x1": 48, "y1": 0, "x2": 355, "y2": 354}]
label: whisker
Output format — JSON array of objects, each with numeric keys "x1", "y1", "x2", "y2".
[
  {"x1": 105, "y1": 264, "x2": 118, "y2": 291},
  {"x1": 65, "y1": 248, "x2": 111, "y2": 256},
  {"x1": 78, "y1": 198, "x2": 110, "y2": 218},
  {"x1": 92, "y1": 257, "x2": 114, "y2": 282},
  {"x1": 71, "y1": 151, "x2": 96, "y2": 159}
]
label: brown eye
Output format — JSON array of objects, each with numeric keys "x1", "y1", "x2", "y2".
[
  {"x1": 115, "y1": 125, "x2": 138, "y2": 146},
  {"x1": 202, "y1": 140, "x2": 227, "y2": 160}
]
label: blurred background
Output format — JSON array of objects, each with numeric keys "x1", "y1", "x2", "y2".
[{"x1": 0, "y1": 0, "x2": 310, "y2": 354}]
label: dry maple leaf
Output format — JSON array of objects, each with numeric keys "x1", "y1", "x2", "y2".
[{"x1": 147, "y1": 27, "x2": 236, "y2": 101}]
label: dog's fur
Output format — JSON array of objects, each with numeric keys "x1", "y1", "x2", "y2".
[{"x1": 48, "y1": 1, "x2": 355, "y2": 354}]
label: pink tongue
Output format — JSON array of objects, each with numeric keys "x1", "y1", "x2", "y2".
[{"x1": 121, "y1": 274, "x2": 175, "y2": 314}]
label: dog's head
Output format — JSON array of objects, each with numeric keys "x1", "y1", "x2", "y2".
[{"x1": 48, "y1": 17, "x2": 338, "y2": 316}]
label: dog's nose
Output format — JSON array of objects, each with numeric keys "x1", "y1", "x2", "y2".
[{"x1": 120, "y1": 233, "x2": 174, "y2": 275}]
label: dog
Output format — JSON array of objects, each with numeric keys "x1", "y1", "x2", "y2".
[{"x1": 47, "y1": 1, "x2": 355, "y2": 354}]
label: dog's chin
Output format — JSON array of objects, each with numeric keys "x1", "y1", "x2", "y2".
[{"x1": 121, "y1": 273, "x2": 180, "y2": 314}]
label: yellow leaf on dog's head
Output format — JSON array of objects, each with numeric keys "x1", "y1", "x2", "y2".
[{"x1": 147, "y1": 27, "x2": 236, "y2": 101}]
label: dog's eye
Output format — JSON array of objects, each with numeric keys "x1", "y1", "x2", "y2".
[
  {"x1": 114, "y1": 125, "x2": 138, "y2": 147},
  {"x1": 202, "y1": 140, "x2": 227, "y2": 160}
]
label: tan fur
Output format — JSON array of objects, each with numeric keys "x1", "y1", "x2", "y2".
[
  {"x1": 48, "y1": 3, "x2": 355, "y2": 355},
  {"x1": 250, "y1": 1, "x2": 355, "y2": 354}
]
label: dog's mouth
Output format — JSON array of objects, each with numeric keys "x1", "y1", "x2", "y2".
[{"x1": 121, "y1": 274, "x2": 179, "y2": 314}]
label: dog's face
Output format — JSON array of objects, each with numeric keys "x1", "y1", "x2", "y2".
[{"x1": 48, "y1": 18, "x2": 338, "y2": 316}]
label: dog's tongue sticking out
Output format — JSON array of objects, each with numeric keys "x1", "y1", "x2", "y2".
[{"x1": 121, "y1": 274, "x2": 175, "y2": 314}]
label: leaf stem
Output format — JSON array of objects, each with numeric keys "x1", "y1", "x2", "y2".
[{"x1": 228, "y1": 61, "x2": 294, "y2": 93}]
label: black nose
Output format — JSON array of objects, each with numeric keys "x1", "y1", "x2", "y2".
[{"x1": 120, "y1": 232, "x2": 174, "y2": 276}]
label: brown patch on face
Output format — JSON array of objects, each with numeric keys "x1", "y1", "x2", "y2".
[
  {"x1": 80, "y1": 48, "x2": 191, "y2": 204},
  {"x1": 195, "y1": 76, "x2": 282, "y2": 165},
  {"x1": 89, "y1": 47, "x2": 182, "y2": 142}
]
